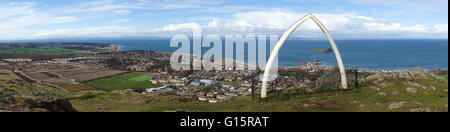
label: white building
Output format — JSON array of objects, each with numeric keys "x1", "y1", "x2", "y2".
[
  {"x1": 208, "y1": 99, "x2": 220, "y2": 103},
  {"x1": 200, "y1": 79, "x2": 217, "y2": 86},
  {"x1": 198, "y1": 97, "x2": 208, "y2": 102}
]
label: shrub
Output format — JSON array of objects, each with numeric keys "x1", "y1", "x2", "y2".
[
  {"x1": 73, "y1": 94, "x2": 96, "y2": 100},
  {"x1": 132, "y1": 87, "x2": 147, "y2": 93}
]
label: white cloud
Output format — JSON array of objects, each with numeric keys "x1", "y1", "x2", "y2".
[
  {"x1": 207, "y1": 18, "x2": 219, "y2": 27},
  {"x1": 70, "y1": 0, "x2": 143, "y2": 12},
  {"x1": 225, "y1": 20, "x2": 252, "y2": 27},
  {"x1": 111, "y1": 19, "x2": 133, "y2": 24},
  {"x1": 346, "y1": 0, "x2": 448, "y2": 13},
  {"x1": 0, "y1": 15, "x2": 78, "y2": 30},
  {"x1": 189, "y1": 5, "x2": 264, "y2": 13},
  {"x1": 433, "y1": 24, "x2": 448, "y2": 33},
  {"x1": 0, "y1": 2, "x2": 36, "y2": 19},
  {"x1": 233, "y1": 11, "x2": 300, "y2": 29},
  {"x1": 155, "y1": 23, "x2": 201, "y2": 32},
  {"x1": 18, "y1": 11, "x2": 447, "y2": 39},
  {"x1": 68, "y1": 0, "x2": 209, "y2": 13},
  {"x1": 114, "y1": 10, "x2": 132, "y2": 14},
  {"x1": 34, "y1": 26, "x2": 149, "y2": 38},
  {"x1": 190, "y1": 11, "x2": 448, "y2": 38},
  {"x1": 0, "y1": 2, "x2": 79, "y2": 31}
]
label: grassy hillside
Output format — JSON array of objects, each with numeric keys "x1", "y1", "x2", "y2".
[
  {"x1": 70, "y1": 77, "x2": 448, "y2": 112},
  {"x1": 2, "y1": 69, "x2": 448, "y2": 112}
]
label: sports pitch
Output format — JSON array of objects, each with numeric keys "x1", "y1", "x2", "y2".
[{"x1": 87, "y1": 72, "x2": 160, "y2": 91}]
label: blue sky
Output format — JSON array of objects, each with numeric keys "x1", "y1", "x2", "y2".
[{"x1": 0, "y1": 0, "x2": 448, "y2": 40}]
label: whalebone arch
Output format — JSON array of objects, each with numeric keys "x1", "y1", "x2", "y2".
[{"x1": 261, "y1": 13, "x2": 348, "y2": 98}]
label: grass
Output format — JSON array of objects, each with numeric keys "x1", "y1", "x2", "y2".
[
  {"x1": 128, "y1": 74, "x2": 155, "y2": 82},
  {"x1": 86, "y1": 72, "x2": 161, "y2": 91},
  {"x1": 0, "y1": 47, "x2": 92, "y2": 55}
]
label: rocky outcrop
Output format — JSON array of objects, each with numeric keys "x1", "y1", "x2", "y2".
[
  {"x1": 389, "y1": 102, "x2": 407, "y2": 110},
  {"x1": 316, "y1": 68, "x2": 357, "y2": 88},
  {"x1": 406, "y1": 87, "x2": 418, "y2": 94},
  {"x1": 0, "y1": 88, "x2": 77, "y2": 112},
  {"x1": 312, "y1": 48, "x2": 333, "y2": 53},
  {"x1": 410, "y1": 108, "x2": 433, "y2": 112},
  {"x1": 366, "y1": 68, "x2": 436, "y2": 81}
]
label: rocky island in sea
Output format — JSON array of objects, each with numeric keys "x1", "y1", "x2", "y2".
[{"x1": 312, "y1": 48, "x2": 333, "y2": 52}]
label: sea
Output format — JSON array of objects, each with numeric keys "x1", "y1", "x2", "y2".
[{"x1": 7, "y1": 39, "x2": 448, "y2": 70}]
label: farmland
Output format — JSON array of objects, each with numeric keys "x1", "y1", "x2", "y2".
[
  {"x1": 0, "y1": 69, "x2": 22, "y2": 81},
  {"x1": 29, "y1": 72, "x2": 73, "y2": 85},
  {"x1": 87, "y1": 72, "x2": 161, "y2": 91},
  {"x1": 55, "y1": 68, "x2": 126, "y2": 82},
  {"x1": 61, "y1": 84, "x2": 94, "y2": 92},
  {"x1": 9, "y1": 62, "x2": 127, "y2": 87}
]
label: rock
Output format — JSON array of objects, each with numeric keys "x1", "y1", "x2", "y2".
[
  {"x1": 370, "y1": 87, "x2": 381, "y2": 91},
  {"x1": 407, "y1": 82, "x2": 436, "y2": 91},
  {"x1": 428, "y1": 86, "x2": 437, "y2": 91},
  {"x1": 312, "y1": 48, "x2": 332, "y2": 52},
  {"x1": 392, "y1": 91, "x2": 400, "y2": 95},
  {"x1": 398, "y1": 71, "x2": 412, "y2": 80},
  {"x1": 305, "y1": 87, "x2": 315, "y2": 93},
  {"x1": 389, "y1": 102, "x2": 407, "y2": 110},
  {"x1": 379, "y1": 83, "x2": 390, "y2": 88},
  {"x1": 407, "y1": 82, "x2": 422, "y2": 87},
  {"x1": 406, "y1": 87, "x2": 418, "y2": 94},
  {"x1": 377, "y1": 92, "x2": 387, "y2": 96},
  {"x1": 405, "y1": 67, "x2": 435, "y2": 79},
  {"x1": 136, "y1": 96, "x2": 154, "y2": 104},
  {"x1": 23, "y1": 91, "x2": 77, "y2": 112},
  {"x1": 1, "y1": 87, "x2": 77, "y2": 112},
  {"x1": 366, "y1": 68, "x2": 436, "y2": 81},
  {"x1": 410, "y1": 108, "x2": 432, "y2": 112},
  {"x1": 315, "y1": 67, "x2": 357, "y2": 88}
]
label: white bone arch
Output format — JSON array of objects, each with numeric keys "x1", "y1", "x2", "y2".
[{"x1": 261, "y1": 13, "x2": 348, "y2": 98}]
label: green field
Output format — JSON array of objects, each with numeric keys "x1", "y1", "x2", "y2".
[
  {"x1": 129, "y1": 74, "x2": 156, "y2": 82},
  {"x1": 0, "y1": 48, "x2": 92, "y2": 55},
  {"x1": 87, "y1": 72, "x2": 161, "y2": 91}
]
